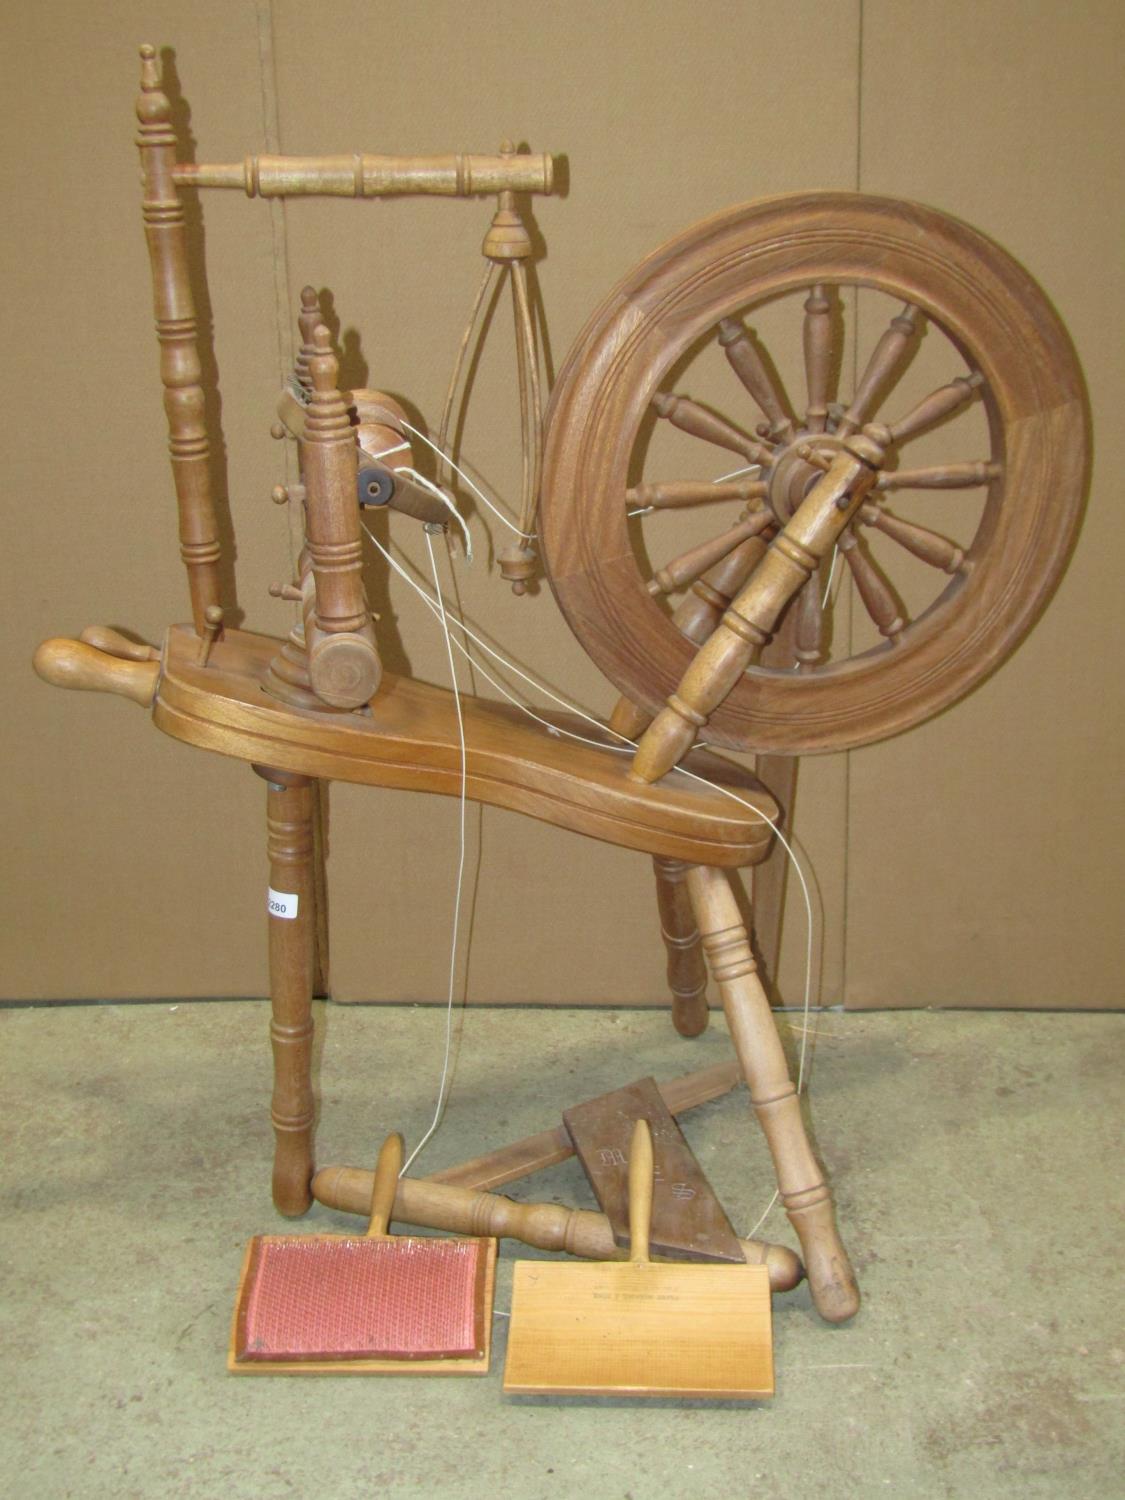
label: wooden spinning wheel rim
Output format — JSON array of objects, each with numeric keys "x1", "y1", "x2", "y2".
[{"x1": 539, "y1": 192, "x2": 1087, "y2": 754}]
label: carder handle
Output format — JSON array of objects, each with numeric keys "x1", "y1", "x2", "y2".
[
  {"x1": 366, "y1": 1133, "x2": 405, "y2": 1238},
  {"x1": 628, "y1": 1119, "x2": 654, "y2": 1267}
]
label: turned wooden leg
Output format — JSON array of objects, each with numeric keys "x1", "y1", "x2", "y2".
[
  {"x1": 257, "y1": 767, "x2": 317, "y2": 1216},
  {"x1": 750, "y1": 752, "x2": 798, "y2": 1000},
  {"x1": 310, "y1": 778, "x2": 331, "y2": 998},
  {"x1": 686, "y1": 864, "x2": 859, "y2": 1322},
  {"x1": 652, "y1": 856, "x2": 709, "y2": 1036}
]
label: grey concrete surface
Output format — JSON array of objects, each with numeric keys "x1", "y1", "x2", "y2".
[{"x1": 2, "y1": 1002, "x2": 1121, "y2": 1499}]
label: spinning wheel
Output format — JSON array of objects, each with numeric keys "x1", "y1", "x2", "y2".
[
  {"x1": 32, "y1": 47, "x2": 1090, "y2": 1337},
  {"x1": 540, "y1": 193, "x2": 1087, "y2": 755}
]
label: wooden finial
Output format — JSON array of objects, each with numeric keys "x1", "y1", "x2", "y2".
[
  {"x1": 294, "y1": 287, "x2": 322, "y2": 393},
  {"x1": 138, "y1": 43, "x2": 161, "y2": 91},
  {"x1": 308, "y1": 324, "x2": 339, "y2": 396}
]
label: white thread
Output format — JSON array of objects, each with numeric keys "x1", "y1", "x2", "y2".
[
  {"x1": 626, "y1": 506, "x2": 655, "y2": 518},
  {"x1": 368, "y1": 441, "x2": 411, "y2": 460},
  {"x1": 822, "y1": 546, "x2": 840, "y2": 608},
  {"x1": 399, "y1": 531, "x2": 469, "y2": 1177},
  {"x1": 713, "y1": 463, "x2": 763, "y2": 482},
  {"x1": 398, "y1": 418, "x2": 532, "y2": 540},
  {"x1": 399, "y1": 466, "x2": 473, "y2": 562}
]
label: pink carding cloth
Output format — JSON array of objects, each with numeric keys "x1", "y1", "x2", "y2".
[{"x1": 236, "y1": 1235, "x2": 485, "y2": 1361}]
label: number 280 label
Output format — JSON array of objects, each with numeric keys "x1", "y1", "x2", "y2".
[{"x1": 267, "y1": 888, "x2": 299, "y2": 920}]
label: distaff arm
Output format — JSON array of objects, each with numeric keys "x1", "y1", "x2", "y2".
[{"x1": 174, "y1": 151, "x2": 554, "y2": 199}]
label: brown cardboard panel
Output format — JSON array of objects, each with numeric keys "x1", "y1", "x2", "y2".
[{"x1": 846, "y1": 0, "x2": 1124, "y2": 1007}]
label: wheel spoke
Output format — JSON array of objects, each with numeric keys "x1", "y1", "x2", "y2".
[
  {"x1": 793, "y1": 575, "x2": 825, "y2": 668},
  {"x1": 627, "y1": 478, "x2": 768, "y2": 510},
  {"x1": 836, "y1": 304, "x2": 919, "y2": 437},
  {"x1": 875, "y1": 461, "x2": 1000, "y2": 491},
  {"x1": 648, "y1": 510, "x2": 774, "y2": 596},
  {"x1": 716, "y1": 318, "x2": 795, "y2": 441},
  {"x1": 652, "y1": 391, "x2": 775, "y2": 467},
  {"x1": 802, "y1": 285, "x2": 834, "y2": 432},
  {"x1": 838, "y1": 531, "x2": 905, "y2": 641},
  {"x1": 860, "y1": 503, "x2": 965, "y2": 574},
  {"x1": 871, "y1": 372, "x2": 983, "y2": 448},
  {"x1": 673, "y1": 534, "x2": 772, "y2": 644}
]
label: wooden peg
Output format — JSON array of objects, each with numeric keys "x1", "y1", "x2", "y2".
[
  {"x1": 269, "y1": 582, "x2": 304, "y2": 603},
  {"x1": 196, "y1": 604, "x2": 224, "y2": 665}
]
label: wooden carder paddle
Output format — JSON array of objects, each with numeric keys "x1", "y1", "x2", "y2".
[
  {"x1": 229, "y1": 1133, "x2": 497, "y2": 1375},
  {"x1": 503, "y1": 1120, "x2": 773, "y2": 1399}
]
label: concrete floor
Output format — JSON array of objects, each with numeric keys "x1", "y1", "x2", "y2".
[{"x1": 2, "y1": 1001, "x2": 1121, "y2": 1499}]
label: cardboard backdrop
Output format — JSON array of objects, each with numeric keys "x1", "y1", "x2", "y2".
[{"x1": 5, "y1": 0, "x2": 1121, "y2": 1008}]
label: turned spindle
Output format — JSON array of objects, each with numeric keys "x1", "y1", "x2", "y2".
[
  {"x1": 860, "y1": 504, "x2": 965, "y2": 574},
  {"x1": 653, "y1": 856, "x2": 710, "y2": 1036},
  {"x1": 647, "y1": 510, "x2": 773, "y2": 597},
  {"x1": 793, "y1": 575, "x2": 825, "y2": 669},
  {"x1": 867, "y1": 371, "x2": 983, "y2": 449},
  {"x1": 627, "y1": 479, "x2": 768, "y2": 511},
  {"x1": 258, "y1": 769, "x2": 317, "y2": 1215},
  {"x1": 135, "y1": 46, "x2": 223, "y2": 637},
  {"x1": 652, "y1": 392, "x2": 774, "y2": 469},
  {"x1": 802, "y1": 285, "x2": 833, "y2": 433},
  {"x1": 835, "y1": 305, "x2": 918, "y2": 438},
  {"x1": 717, "y1": 318, "x2": 795, "y2": 442},
  {"x1": 301, "y1": 327, "x2": 382, "y2": 710},
  {"x1": 837, "y1": 532, "x2": 904, "y2": 641}
]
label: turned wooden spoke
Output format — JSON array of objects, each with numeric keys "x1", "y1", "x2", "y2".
[
  {"x1": 870, "y1": 371, "x2": 983, "y2": 448},
  {"x1": 627, "y1": 479, "x2": 768, "y2": 510},
  {"x1": 674, "y1": 534, "x2": 772, "y2": 644},
  {"x1": 802, "y1": 285, "x2": 833, "y2": 433},
  {"x1": 793, "y1": 575, "x2": 825, "y2": 669},
  {"x1": 837, "y1": 530, "x2": 905, "y2": 641},
  {"x1": 875, "y1": 461, "x2": 1000, "y2": 491},
  {"x1": 836, "y1": 304, "x2": 918, "y2": 437},
  {"x1": 716, "y1": 318, "x2": 795, "y2": 442},
  {"x1": 648, "y1": 510, "x2": 774, "y2": 597},
  {"x1": 859, "y1": 503, "x2": 965, "y2": 574},
  {"x1": 652, "y1": 391, "x2": 775, "y2": 468}
]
